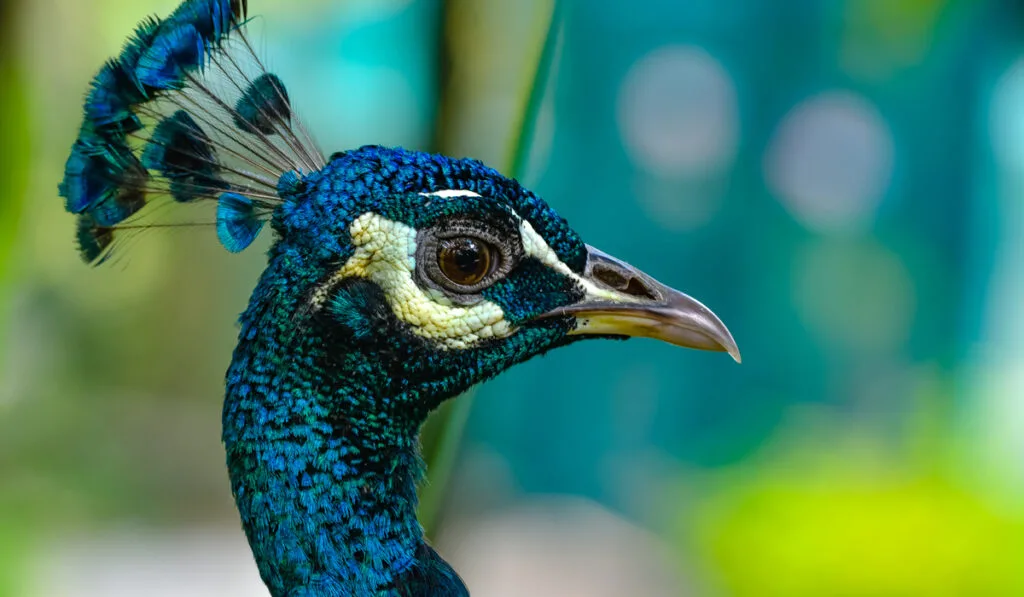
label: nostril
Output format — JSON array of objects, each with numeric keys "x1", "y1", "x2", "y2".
[
  {"x1": 622, "y1": 276, "x2": 657, "y2": 300},
  {"x1": 591, "y1": 263, "x2": 658, "y2": 300},
  {"x1": 592, "y1": 263, "x2": 628, "y2": 289}
]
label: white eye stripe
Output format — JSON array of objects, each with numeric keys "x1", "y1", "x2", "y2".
[
  {"x1": 518, "y1": 220, "x2": 621, "y2": 302},
  {"x1": 419, "y1": 190, "x2": 483, "y2": 199}
]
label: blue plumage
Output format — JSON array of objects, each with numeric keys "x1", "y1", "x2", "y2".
[
  {"x1": 59, "y1": 1, "x2": 740, "y2": 595},
  {"x1": 75, "y1": 215, "x2": 114, "y2": 264},
  {"x1": 235, "y1": 73, "x2": 291, "y2": 135},
  {"x1": 120, "y1": 16, "x2": 164, "y2": 74},
  {"x1": 217, "y1": 192, "x2": 264, "y2": 251},
  {"x1": 168, "y1": 0, "x2": 246, "y2": 45},
  {"x1": 143, "y1": 110, "x2": 225, "y2": 202},
  {"x1": 135, "y1": 24, "x2": 206, "y2": 90},
  {"x1": 84, "y1": 61, "x2": 146, "y2": 135},
  {"x1": 61, "y1": 139, "x2": 147, "y2": 225},
  {"x1": 60, "y1": 0, "x2": 282, "y2": 262}
]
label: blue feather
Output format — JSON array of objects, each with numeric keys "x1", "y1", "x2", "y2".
[
  {"x1": 327, "y1": 279, "x2": 389, "y2": 341},
  {"x1": 61, "y1": 0, "x2": 312, "y2": 268},
  {"x1": 120, "y1": 16, "x2": 164, "y2": 78},
  {"x1": 217, "y1": 192, "x2": 264, "y2": 252},
  {"x1": 75, "y1": 214, "x2": 115, "y2": 264},
  {"x1": 135, "y1": 24, "x2": 205, "y2": 90},
  {"x1": 277, "y1": 170, "x2": 304, "y2": 198},
  {"x1": 61, "y1": 139, "x2": 148, "y2": 225},
  {"x1": 84, "y1": 61, "x2": 145, "y2": 135},
  {"x1": 168, "y1": 0, "x2": 247, "y2": 45},
  {"x1": 234, "y1": 73, "x2": 291, "y2": 135},
  {"x1": 142, "y1": 111, "x2": 224, "y2": 202}
]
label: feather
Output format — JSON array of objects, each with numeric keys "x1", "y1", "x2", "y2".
[
  {"x1": 216, "y1": 192, "x2": 265, "y2": 251},
  {"x1": 234, "y1": 73, "x2": 291, "y2": 135},
  {"x1": 135, "y1": 24, "x2": 206, "y2": 90},
  {"x1": 326, "y1": 278, "x2": 392, "y2": 341},
  {"x1": 75, "y1": 214, "x2": 115, "y2": 264},
  {"x1": 59, "y1": 0, "x2": 319, "y2": 265},
  {"x1": 143, "y1": 110, "x2": 226, "y2": 202},
  {"x1": 84, "y1": 60, "x2": 146, "y2": 135},
  {"x1": 120, "y1": 16, "x2": 164, "y2": 73},
  {"x1": 168, "y1": 0, "x2": 247, "y2": 45},
  {"x1": 61, "y1": 138, "x2": 148, "y2": 225}
]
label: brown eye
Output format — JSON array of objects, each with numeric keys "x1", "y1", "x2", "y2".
[{"x1": 437, "y1": 237, "x2": 492, "y2": 287}]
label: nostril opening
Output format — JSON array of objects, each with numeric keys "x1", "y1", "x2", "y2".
[
  {"x1": 591, "y1": 263, "x2": 658, "y2": 300},
  {"x1": 592, "y1": 264, "x2": 628, "y2": 289},
  {"x1": 622, "y1": 276, "x2": 657, "y2": 300}
]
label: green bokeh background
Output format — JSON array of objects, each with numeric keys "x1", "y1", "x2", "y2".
[{"x1": 2, "y1": 0, "x2": 1024, "y2": 595}]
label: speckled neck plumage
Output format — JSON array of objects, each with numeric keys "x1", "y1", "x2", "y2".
[{"x1": 222, "y1": 245, "x2": 461, "y2": 596}]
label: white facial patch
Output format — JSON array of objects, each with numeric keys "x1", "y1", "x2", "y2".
[
  {"x1": 334, "y1": 212, "x2": 512, "y2": 350},
  {"x1": 419, "y1": 189, "x2": 482, "y2": 199}
]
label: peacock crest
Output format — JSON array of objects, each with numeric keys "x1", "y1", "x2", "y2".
[{"x1": 60, "y1": 0, "x2": 321, "y2": 264}]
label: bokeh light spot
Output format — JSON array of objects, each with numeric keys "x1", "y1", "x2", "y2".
[
  {"x1": 990, "y1": 56, "x2": 1024, "y2": 172},
  {"x1": 617, "y1": 45, "x2": 739, "y2": 178},
  {"x1": 794, "y1": 238, "x2": 915, "y2": 353},
  {"x1": 766, "y1": 91, "x2": 894, "y2": 234}
]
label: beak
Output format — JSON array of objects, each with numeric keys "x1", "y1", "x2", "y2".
[{"x1": 535, "y1": 245, "x2": 741, "y2": 363}]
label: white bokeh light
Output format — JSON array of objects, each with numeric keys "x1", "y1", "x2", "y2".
[
  {"x1": 970, "y1": 55, "x2": 1024, "y2": 493},
  {"x1": 793, "y1": 238, "x2": 915, "y2": 354},
  {"x1": 990, "y1": 57, "x2": 1024, "y2": 172},
  {"x1": 617, "y1": 45, "x2": 740, "y2": 178},
  {"x1": 765, "y1": 91, "x2": 894, "y2": 234},
  {"x1": 444, "y1": 497, "x2": 685, "y2": 597}
]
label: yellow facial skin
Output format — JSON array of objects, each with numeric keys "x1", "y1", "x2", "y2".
[{"x1": 336, "y1": 212, "x2": 512, "y2": 350}]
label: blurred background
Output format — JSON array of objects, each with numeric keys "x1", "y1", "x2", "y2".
[{"x1": 2, "y1": 0, "x2": 1024, "y2": 595}]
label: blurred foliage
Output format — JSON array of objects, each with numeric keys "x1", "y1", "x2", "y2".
[
  {"x1": 0, "y1": 2, "x2": 26, "y2": 291},
  {"x1": 0, "y1": 0, "x2": 30, "y2": 592},
  {"x1": 677, "y1": 411, "x2": 1024, "y2": 595}
]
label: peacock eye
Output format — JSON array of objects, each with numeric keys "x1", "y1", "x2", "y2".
[
  {"x1": 437, "y1": 237, "x2": 493, "y2": 287},
  {"x1": 416, "y1": 216, "x2": 523, "y2": 302}
]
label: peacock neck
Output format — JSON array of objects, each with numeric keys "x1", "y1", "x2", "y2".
[{"x1": 221, "y1": 254, "x2": 466, "y2": 596}]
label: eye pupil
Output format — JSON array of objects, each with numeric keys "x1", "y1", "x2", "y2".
[{"x1": 438, "y1": 237, "x2": 492, "y2": 286}]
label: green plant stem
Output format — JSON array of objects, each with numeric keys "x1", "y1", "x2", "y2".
[{"x1": 419, "y1": 0, "x2": 562, "y2": 538}]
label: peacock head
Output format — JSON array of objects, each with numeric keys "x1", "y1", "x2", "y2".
[
  {"x1": 257, "y1": 145, "x2": 740, "y2": 407},
  {"x1": 57, "y1": 0, "x2": 738, "y2": 419}
]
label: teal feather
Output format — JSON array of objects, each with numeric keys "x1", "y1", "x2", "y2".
[
  {"x1": 234, "y1": 73, "x2": 291, "y2": 135},
  {"x1": 75, "y1": 214, "x2": 115, "y2": 264},
  {"x1": 142, "y1": 111, "x2": 225, "y2": 202},
  {"x1": 61, "y1": 138, "x2": 148, "y2": 226},
  {"x1": 135, "y1": 24, "x2": 206, "y2": 90},
  {"x1": 217, "y1": 192, "x2": 264, "y2": 252},
  {"x1": 84, "y1": 60, "x2": 145, "y2": 135},
  {"x1": 168, "y1": 0, "x2": 247, "y2": 45},
  {"x1": 59, "y1": 0, "x2": 284, "y2": 264}
]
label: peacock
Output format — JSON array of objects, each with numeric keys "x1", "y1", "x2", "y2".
[{"x1": 58, "y1": 1, "x2": 740, "y2": 595}]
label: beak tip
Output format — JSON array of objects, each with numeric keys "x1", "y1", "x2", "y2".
[{"x1": 718, "y1": 336, "x2": 742, "y2": 364}]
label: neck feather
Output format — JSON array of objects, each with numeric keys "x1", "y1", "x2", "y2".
[{"x1": 222, "y1": 258, "x2": 467, "y2": 596}]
